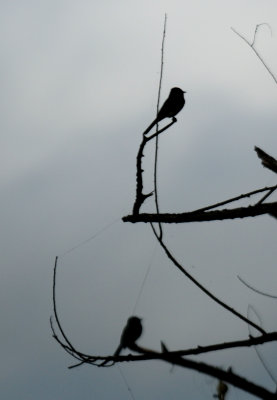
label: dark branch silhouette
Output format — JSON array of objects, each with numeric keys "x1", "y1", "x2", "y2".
[
  {"x1": 52, "y1": 21, "x2": 277, "y2": 400},
  {"x1": 125, "y1": 201, "x2": 277, "y2": 223},
  {"x1": 153, "y1": 13, "x2": 167, "y2": 240},
  {"x1": 133, "y1": 119, "x2": 177, "y2": 214},
  {"x1": 51, "y1": 255, "x2": 277, "y2": 398},
  {"x1": 130, "y1": 168, "x2": 277, "y2": 222},
  {"x1": 149, "y1": 223, "x2": 265, "y2": 334}
]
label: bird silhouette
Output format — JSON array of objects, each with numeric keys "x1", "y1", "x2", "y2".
[
  {"x1": 114, "y1": 316, "x2": 143, "y2": 356},
  {"x1": 143, "y1": 87, "x2": 186, "y2": 136}
]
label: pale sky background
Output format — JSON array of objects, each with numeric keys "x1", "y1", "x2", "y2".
[{"x1": 1, "y1": 1, "x2": 277, "y2": 399}]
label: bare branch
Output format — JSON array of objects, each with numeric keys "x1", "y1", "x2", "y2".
[
  {"x1": 238, "y1": 275, "x2": 277, "y2": 299},
  {"x1": 153, "y1": 12, "x2": 167, "y2": 240},
  {"x1": 252, "y1": 23, "x2": 272, "y2": 47},
  {"x1": 51, "y1": 255, "x2": 277, "y2": 397},
  {"x1": 133, "y1": 119, "x2": 177, "y2": 214},
  {"x1": 231, "y1": 25, "x2": 277, "y2": 85},
  {"x1": 149, "y1": 224, "x2": 265, "y2": 334},
  {"x1": 113, "y1": 346, "x2": 277, "y2": 400},
  {"x1": 194, "y1": 185, "x2": 277, "y2": 213},
  {"x1": 65, "y1": 331, "x2": 277, "y2": 368},
  {"x1": 51, "y1": 257, "x2": 102, "y2": 367},
  {"x1": 124, "y1": 201, "x2": 277, "y2": 224},
  {"x1": 161, "y1": 356, "x2": 276, "y2": 400}
]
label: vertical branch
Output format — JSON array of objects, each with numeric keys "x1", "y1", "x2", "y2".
[
  {"x1": 154, "y1": 13, "x2": 167, "y2": 239},
  {"x1": 133, "y1": 122, "x2": 176, "y2": 215},
  {"x1": 51, "y1": 257, "x2": 88, "y2": 361},
  {"x1": 133, "y1": 14, "x2": 168, "y2": 216},
  {"x1": 52, "y1": 256, "x2": 72, "y2": 348},
  {"x1": 133, "y1": 135, "x2": 153, "y2": 214}
]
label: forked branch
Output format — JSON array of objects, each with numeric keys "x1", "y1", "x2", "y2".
[{"x1": 133, "y1": 118, "x2": 177, "y2": 214}]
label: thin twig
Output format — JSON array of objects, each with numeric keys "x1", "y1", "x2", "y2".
[
  {"x1": 193, "y1": 185, "x2": 277, "y2": 213},
  {"x1": 59, "y1": 218, "x2": 120, "y2": 257},
  {"x1": 51, "y1": 257, "x2": 98, "y2": 366},
  {"x1": 238, "y1": 275, "x2": 277, "y2": 299},
  {"x1": 153, "y1": 13, "x2": 167, "y2": 240},
  {"x1": 231, "y1": 25, "x2": 277, "y2": 85},
  {"x1": 132, "y1": 244, "x2": 157, "y2": 315},
  {"x1": 117, "y1": 365, "x2": 136, "y2": 400},
  {"x1": 52, "y1": 257, "x2": 75, "y2": 350},
  {"x1": 247, "y1": 305, "x2": 277, "y2": 386},
  {"x1": 256, "y1": 187, "x2": 276, "y2": 205},
  {"x1": 252, "y1": 23, "x2": 272, "y2": 47}
]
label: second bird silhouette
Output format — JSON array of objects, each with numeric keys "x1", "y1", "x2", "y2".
[
  {"x1": 143, "y1": 87, "x2": 186, "y2": 136},
  {"x1": 114, "y1": 316, "x2": 143, "y2": 356}
]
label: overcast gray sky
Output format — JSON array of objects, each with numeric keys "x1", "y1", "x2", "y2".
[{"x1": 1, "y1": 1, "x2": 277, "y2": 399}]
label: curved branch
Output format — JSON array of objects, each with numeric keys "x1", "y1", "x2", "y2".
[
  {"x1": 66, "y1": 331, "x2": 277, "y2": 367},
  {"x1": 238, "y1": 275, "x2": 277, "y2": 298},
  {"x1": 52, "y1": 257, "x2": 74, "y2": 350},
  {"x1": 51, "y1": 257, "x2": 97, "y2": 366},
  {"x1": 150, "y1": 224, "x2": 265, "y2": 334},
  {"x1": 74, "y1": 343, "x2": 277, "y2": 399},
  {"x1": 51, "y1": 258, "x2": 277, "y2": 398},
  {"x1": 252, "y1": 23, "x2": 272, "y2": 47}
]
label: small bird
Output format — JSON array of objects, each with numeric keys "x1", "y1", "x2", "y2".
[
  {"x1": 143, "y1": 87, "x2": 186, "y2": 136},
  {"x1": 114, "y1": 316, "x2": 143, "y2": 356}
]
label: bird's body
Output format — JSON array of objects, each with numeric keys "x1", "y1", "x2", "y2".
[
  {"x1": 114, "y1": 316, "x2": 143, "y2": 356},
  {"x1": 143, "y1": 87, "x2": 186, "y2": 136}
]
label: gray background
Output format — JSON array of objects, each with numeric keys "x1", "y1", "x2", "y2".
[{"x1": 1, "y1": 1, "x2": 277, "y2": 399}]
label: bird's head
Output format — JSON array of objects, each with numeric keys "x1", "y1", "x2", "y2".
[
  {"x1": 128, "y1": 316, "x2": 142, "y2": 323},
  {"x1": 171, "y1": 87, "x2": 186, "y2": 95}
]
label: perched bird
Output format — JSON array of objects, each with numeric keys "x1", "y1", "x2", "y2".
[
  {"x1": 143, "y1": 87, "x2": 186, "y2": 136},
  {"x1": 114, "y1": 316, "x2": 143, "y2": 356}
]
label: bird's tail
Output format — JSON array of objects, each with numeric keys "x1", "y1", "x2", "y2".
[
  {"x1": 142, "y1": 118, "x2": 159, "y2": 136},
  {"x1": 113, "y1": 344, "x2": 122, "y2": 357}
]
